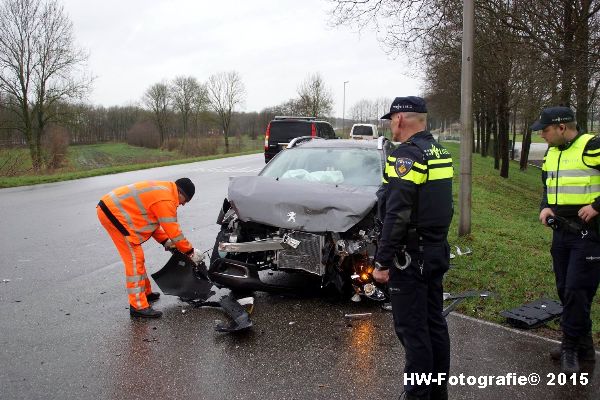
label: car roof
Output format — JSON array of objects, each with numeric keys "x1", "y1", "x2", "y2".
[{"x1": 296, "y1": 138, "x2": 381, "y2": 149}]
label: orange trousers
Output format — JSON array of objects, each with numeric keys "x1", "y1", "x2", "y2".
[{"x1": 97, "y1": 206, "x2": 152, "y2": 310}]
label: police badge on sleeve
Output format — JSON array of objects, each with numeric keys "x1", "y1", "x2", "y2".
[{"x1": 395, "y1": 158, "x2": 414, "y2": 177}]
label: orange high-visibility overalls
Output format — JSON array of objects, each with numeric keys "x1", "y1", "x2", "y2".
[{"x1": 96, "y1": 181, "x2": 193, "y2": 309}]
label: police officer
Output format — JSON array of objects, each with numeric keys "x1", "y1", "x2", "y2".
[
  {"x1": 533, "y1": 106, "x2": 600, "y2": 373},
  {"x1": 372, "y1": 97, "x2": 453, "y2": 400}
]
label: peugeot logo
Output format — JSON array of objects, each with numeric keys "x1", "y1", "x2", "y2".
[{"x1": 287, "y1": 212, "x2": 296, "y2": 223}]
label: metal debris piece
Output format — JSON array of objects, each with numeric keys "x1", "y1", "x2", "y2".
[
  {"x1": 455, "y1": 246, "x2": 472, "y2": 256},
  {"x1": 442, "y1": 290, "x2": 493, "y2": 317},
  {"x1": 344, "y1": 312, "x2": 372, "y2": 321},
  {"x1": 236, "y1": 297, "x2": 255, "y2": 314}
]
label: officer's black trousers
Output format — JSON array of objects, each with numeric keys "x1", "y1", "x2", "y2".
[
  {"x1": 389, "y1": 243, "x2": 451, "y2": 397},
  {"x1": 551, "y1": 229, "x2": 600, "y2": 337}
]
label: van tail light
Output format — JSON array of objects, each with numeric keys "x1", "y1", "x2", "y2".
[
  {"x1": 311, "y1": 123, "x2": 316, "y2": 137},
  {"x1": 264, "y1": 123, "x2": 271, "y2": 150}
]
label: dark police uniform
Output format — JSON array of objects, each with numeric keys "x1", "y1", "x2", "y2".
[
  {"x1": 541, "y1": 131, "x2": 600, "y2": 357},
  {"x1": 376, "y1": 130, "x2": 453, "y2": 399}
]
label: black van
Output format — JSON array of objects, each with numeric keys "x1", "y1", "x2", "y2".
[{"x1": 264, "y1": 116, "x2": 336, "y2": 163}]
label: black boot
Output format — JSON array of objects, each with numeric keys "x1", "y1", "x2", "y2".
[
  {"x1": 561, "y1": 335, "x2": 580, "y2": 374},
  {"x1": 578, "y1": 333, "x2": 596, "y2": 362},
  {"x1": 550, "y1": 334, "x2": 596, "y2": 362},
  {"x1": 430, "y1": 383, "x2": 448, "y2": 400},
  {"x1": 399, "y1": 391, "x2": 428, "y2": 400},
  {"x1": 130, "y1": 305, "x2": 162, "y2": 318},
  {"x1": 399, "y1": 391, "x2": 429, "y2": 400}
]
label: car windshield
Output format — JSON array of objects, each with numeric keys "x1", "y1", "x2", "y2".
[{"x1": 260, "y1": 147, "x2": 383, "y2": 187}]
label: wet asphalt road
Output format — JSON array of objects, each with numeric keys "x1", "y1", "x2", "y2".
[{"x1": 0, "y1": 153, "x2": 598, "y2": 400}]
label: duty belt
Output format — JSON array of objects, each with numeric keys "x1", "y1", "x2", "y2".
[{"x1": 547, "y1": 215, "x2": 599, "y2": 241}]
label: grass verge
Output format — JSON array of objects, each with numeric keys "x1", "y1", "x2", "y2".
[{"x1": 442, "y1": 142, "x2": 599, "y2": 343}]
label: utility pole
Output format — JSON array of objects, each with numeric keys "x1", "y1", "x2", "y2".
[
  {"x1": 459, "y1": 0, "x2": 474, "y2": 236},
  {"x1": 343, "y1": 81, "x2": 349, "y2": 136}
]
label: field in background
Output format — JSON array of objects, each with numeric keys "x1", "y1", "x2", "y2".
[{"x1": 0, "y1": 135, "x2": 263, "y2": 187}]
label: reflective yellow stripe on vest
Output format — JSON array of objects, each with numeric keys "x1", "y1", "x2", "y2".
[
  {"x1": 428, "y1": 158, "x2": 453, "y2": 181},
  {"x1": 544, "y1": 134, "x2": 600, "y2": 205},
  {"x1": 384, "y1": 156, "x2": 427, "y2": 184}
]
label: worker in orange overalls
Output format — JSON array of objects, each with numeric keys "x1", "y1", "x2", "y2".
[{"x1": 96, "y1": 178, "x2": 202, "y2": 318}]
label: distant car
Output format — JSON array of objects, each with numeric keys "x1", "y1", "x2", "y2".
[
  {"x1": 264, "y1": 116, "x2": 336, "y2": 163},
  {"x1": 350, "y1": 123, "x2": 379, "y2": 140},
  {"x1": 209, "y1": 137, "x2": 395, "y2": 301}
]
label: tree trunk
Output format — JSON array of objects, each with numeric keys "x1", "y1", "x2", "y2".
[
  {"x1": 574, "y1": 0, "x2": 591, "y2": 130},
  {"x1": 511, "y1": 110, "x2": 517, "y2": 161},
  {"x1": 475, "y1": 110, "x2": 481, "y2": 154},
  {"x1": 498, "y1": 86, "x2": 510, "y2": 178},
  {"x1": 492, "y1": 107, "x2": 499, "y2": 170},
  {"x1": 520, "y1": 125, "x2": 532, "y2": 171},
  {"x1": 559, "y1": 0, "x2": 575, "y2": 105}
]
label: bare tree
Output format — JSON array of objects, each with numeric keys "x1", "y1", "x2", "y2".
[
  {"x1": 170, "y1": 76, "x2": 200, "y2": 145},
  {"x1": 0, "y1": 0, "x2": 89, "y2": 171},
  {"x1": 190, "y1": 82, "x2": 209, "y2": 137},
  {"x1": 297, "y1": 72, "x2": 334, "y2": 117},
  {"x1": 206, "y1": 71, "x2": 245, "y2": 153},
  {"x1": 143, "y1": 81, "x2": 170, "y2": 147}
]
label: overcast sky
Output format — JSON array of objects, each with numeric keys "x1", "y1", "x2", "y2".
[{"x1": 62, "y1": 0, "x2": 422, "y2": 117}]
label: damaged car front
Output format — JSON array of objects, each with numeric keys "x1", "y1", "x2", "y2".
[{"x1": 208, "y1": 137, "x2": 394, "y2": 302}]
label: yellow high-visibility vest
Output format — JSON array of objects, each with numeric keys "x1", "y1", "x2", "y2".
[{"x1": 543, "y1": 133, "x2": 600, "y2": 205}]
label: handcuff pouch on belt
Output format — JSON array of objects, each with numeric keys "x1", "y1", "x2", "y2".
[{"x1": 393, "y1": 227, "x2": 423, "y2": 271}]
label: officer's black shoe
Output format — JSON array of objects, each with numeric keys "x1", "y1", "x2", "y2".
[
  {"x1": 550, "y1": 334, "x2": 596, "y2": 362},
  {"x1": 130, "y1": 305, "x2": 162, "y2": 318},
  {"x1": 146, "y1": 292, "x2": 160, "y2": 302},
  {"x1": 578, "y1": 333, "x2": 597, "y2": 362},
  {"x1": 560, "y1": 336, "x2": 580, "y2": 374},
  {"x1": 430, "y1": 384, "x2": 448, "y2": 400},
  {"x1": 399, "y1": 391, "x2": 429, "y2": 400}
]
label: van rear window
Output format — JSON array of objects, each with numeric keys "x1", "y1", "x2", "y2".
[
  {"x1": 269, "y1": 121, "x2": 312, "y2": 142},
  {"x1": 352, "y1": 126, "x2": 374, "y2": 136}
]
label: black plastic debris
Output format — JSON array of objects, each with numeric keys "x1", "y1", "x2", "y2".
[
  {"x1": 500, "y1": 298, "x2": 563, "y2": 329},
  {"x1": 151, "y1": 251, "x2": 214, "y2": 301},
  {"x1": 214, "y1": 294, "x2": 253, "y2": 332}
]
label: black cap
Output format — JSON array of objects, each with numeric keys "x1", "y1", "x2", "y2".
[
  {"x1": 530, "y1": 106, "x2": 575, "y2": 131},
  {"x1": 175, "y1": 178, "x2": 195, "y2": 201},
  {"x1": 381, "y1": 96, "x2": 427, "y2": 119}
]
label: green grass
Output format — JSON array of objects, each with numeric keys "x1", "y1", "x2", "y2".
[
  {"x1": 442, "y1": 142, "x2": 599, "y2": 342},
  {"x1": 67, "y1": 143, "x2": 180, "y2": 169},
  {"x1": 0, "y1": 141, "x2": 262, "y2": 188}
]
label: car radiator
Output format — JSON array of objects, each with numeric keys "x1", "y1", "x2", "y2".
[{"x1": 277, "y1": 231, "x2": 325, "y2": 275}]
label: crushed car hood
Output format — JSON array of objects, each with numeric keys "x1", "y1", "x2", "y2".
[{"x1": 227, "y1": 176, "x2": 377, "y2": 232}]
